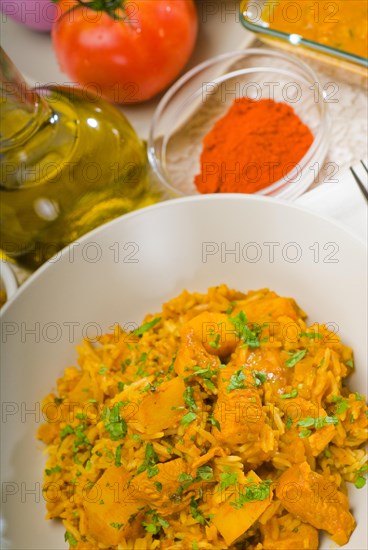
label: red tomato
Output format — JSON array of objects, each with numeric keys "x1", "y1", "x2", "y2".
[{"x1": 52, "y1": 0, "x2": 198, "y2": 103}]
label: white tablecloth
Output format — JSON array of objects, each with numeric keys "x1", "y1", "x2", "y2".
[{"x1": 296, "y1": 164, "x2": 367, "y2": 242}]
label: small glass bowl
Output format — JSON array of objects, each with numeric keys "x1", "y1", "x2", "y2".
[{"x1": 148, "y1": 48, "x2": 329, "y2": 201}]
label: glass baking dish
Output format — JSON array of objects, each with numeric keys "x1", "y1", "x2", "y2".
[{"x1": 240, "y1": 0, "x2": 368, "y2": 74}]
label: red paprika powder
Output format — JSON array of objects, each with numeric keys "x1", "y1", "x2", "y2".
[{"x1": 194, "y1": 97, "x2": 314, "y2": 194}]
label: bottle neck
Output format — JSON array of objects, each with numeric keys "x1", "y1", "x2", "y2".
[{"x1": 0, "y1": 48, "x2": 52, "y2": 152}]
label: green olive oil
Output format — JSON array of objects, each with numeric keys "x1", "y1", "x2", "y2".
[{"x1": 0, "y1": 50, "x2": 159, "y2": 269}]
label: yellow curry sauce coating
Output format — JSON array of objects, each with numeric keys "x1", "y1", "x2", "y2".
[
  {"x1": 262, "y1": 0, "x2": 368, "y2": 58},
  {"x1": 38, "y1": 286, "x2": 367, "y2": 549}
]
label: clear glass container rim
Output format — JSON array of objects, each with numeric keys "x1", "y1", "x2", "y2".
[
  {"x1": 148, "y1": 48, "x2": 328, "y2": 198},
  {"x1": 240, "y1": 2, "x2": 368, "y2": 68}
]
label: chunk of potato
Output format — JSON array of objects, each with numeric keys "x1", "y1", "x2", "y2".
[
  {"x1": 184, "y1": 312, "x2": 238, "y2": 358},
  {"x1": 135, "y1": 376, "x2": 185, "y2": 434},
  {"x1": 276, "y1": 461, "x2": 355, "y2": 546},
  {"x1": 212, "y1": 388, "x2": 265, "y2": 447},
  {"x1": 133, "y1": 458, "x2": 192, "y2": 516},
  {"x1": 174, "y1": 332, "x2": 220, "y2": 378},
  {"x1": 83, "y1": 466, "x2": 143, "y2": 546},
  {"x1": 212, "y1": 470, "x2": 273, "y2": 545}
]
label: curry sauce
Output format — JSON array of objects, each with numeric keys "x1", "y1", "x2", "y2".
[{"x1": 262, "y1": 0, "x2": 368, "y2": 59}]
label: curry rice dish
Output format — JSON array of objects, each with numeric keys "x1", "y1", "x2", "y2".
[{"x1": 38, "y1": 286, "x2": 368, "y2": 549}]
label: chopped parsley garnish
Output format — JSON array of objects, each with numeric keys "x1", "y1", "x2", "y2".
[
  {"x1": 285, "y1": 349, "x2": 307, "y2": 367},
  {"x1": 332, "y1": 396, "x2": 350, "y2": 414},
  {"x1": 209, "y1": 415, "x2": 221, "y2": 431},
  {"x1": 117, "y1": 381, "x2": 125, "y2": 392},
  {"x1": 191, "y1": 365, "x2": 218, "y2": 381},
  {"x1": 317, "y1": 415, "x2": 339, "y2": 427},
  {"x1": 227, "y1": 369, "x2": 246, "y2": 392},
  {"x1": 103, "y1": 402, "x2": 128, "y2": 441},
  {"x1": 142, "y1": 510, "x2": 169, "y2": 534},
  {"x1": 190, "y1": 497, "x2": 208, "y2": 525},
  {"x1": 181, "y1": 411, "x2": 197, "y2": 426},
  {"x1": 229, "y1": 310, "x2": 260, "y2": 348},
  {"x1": 208, "y1": 332, "x2": 221, "y2": 349},
  {"x1": 203, "y1": 378, "x2": 216, "y2": 392},
  {"x1": 252, "y1": 370, "x2": 267, "y2": 386},
  {"x1": 354, "y1": 465, "x2": 367, "y2": 487},
  {"x1": 183, "y1": 386, "x2": 197, "y2": 411},
  {"x1": 355, "y1": 392, "x2": 364, "y2": 401},
  {"x1": 167, "y1": 355, "x2": 176, "y2": 374},
  {"x1": 110, "y1": 522, "x2": 124, "y2": 530},
  {"x1": 98, "y1": 365, "x2": 108, "y2": 375},
  {"x1": 186, "y1": 365, "x2": 218, "y2": 392},
  {"x1": 196, "y1": 465, "x2": 213, "y2": 481},
  {"x1": 355, "y1": 476, "x2": 366, "y2": 489},
  {"x1": 154, "y1": 481, "x2": 163, "y2": 492},
  {"x1": 226, "y1": 301, "x2": 236, "y2": 314},
  {"x1": 346, "y1": 359, "x2": 354, "y2": 368},
  {"x1": 115, "y1": 444, "x2": 123, "y2": 467},
  {"x1": 71, "y1": 423, "x2": 91, "y2": 456},
  {"x1": 219, "y1": 471, "x2": 238, "y2": 490},
  {"x1": 64, "y1": 531, "x2": 77, "y2": 547},
  {"x1": 297, "y1": 415, "x2": 338, "y2": 435},
  {"x1": 299, "y1": 429, "x2": 312, "y2": 438},
  {"x1": 300, "y1": 331, "x2": 322, "y2": 340},
  {"x1": 142, "y1": 383, "x2": 155, "y2": 393},
  {"x1": 297, "y1": 417, "x2": 315, "y2": 428},
  {"x1": 230, "y1": 480, "x2": 272, "y2": 509},
  {"x1": 137, "y1": 443, "x2": 159, "y2": 475},
  {"x1": 178, "y1": 472, "x2": 193, "y2": 483},
  {"x1": 60, "y1": 423, "x2": 91, "y2": 460},
  {"x1": 355, "y1": 465, "x2": 368, "y2": 488},
  {"x1": 45, "y1": 465, "x2": 62, "y2": 476},
  {"x1": 192, "y1": 541, "x2": 199, "y2": 550},
  {"x1": 137, "y1": 354, "x2": 148, "y2": 377},
  {"x1": 147, "y1": 465, "x2": 159, "y2": 479},
  {"x1": 153, "y1": 481, "x2": 162, "y2": 493},
  {"x1": 176, "y1": 473, "x2": 194, "y2": 494},
  {"x1": 280, "y1": 389, "x2": 298, "y2": 399},
  {"x1": 285, "y1": 416, "x2": 293, "y2": 430},
  {"x1": 60, "y1": 424, "x2": 74, "y2": 440},
  {"x1": 133, "y1": 317, "x2": 161, "y2": 337},
  {"x1": 176, "y1": 467, "x2": 213, "y2": 494},
  {"x1": 121, "y1": 358, "x2": 131, "y2": 372}
]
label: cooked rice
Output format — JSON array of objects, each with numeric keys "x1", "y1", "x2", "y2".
[{"x1": 38, "y1": 285, "x2": 367, "y2": 549}]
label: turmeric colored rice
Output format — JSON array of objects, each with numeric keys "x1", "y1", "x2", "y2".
[{"x1": 38, "y1": 286, "x2": 368, "y2": 549}]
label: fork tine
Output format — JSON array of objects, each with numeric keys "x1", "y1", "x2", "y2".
[
  {"x1": 360, "y1": 160, "x2": 368, "y2": 173},
  {"x1": 350, "y1": 166, "x2": 368, "y2": 202}
]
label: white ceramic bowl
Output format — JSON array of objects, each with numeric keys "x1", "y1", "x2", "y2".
[{"x1": 1, "y1": 195, "x2": 367, "y2": 549}]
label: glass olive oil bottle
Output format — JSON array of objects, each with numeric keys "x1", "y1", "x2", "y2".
[{"x1": 0, "y1": 48, "x2": 158, "y2": 269}]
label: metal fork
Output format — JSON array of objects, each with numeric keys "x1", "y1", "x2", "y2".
[{"x1": 350, "y1": 160, "x2": 368, "y2": 201}]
